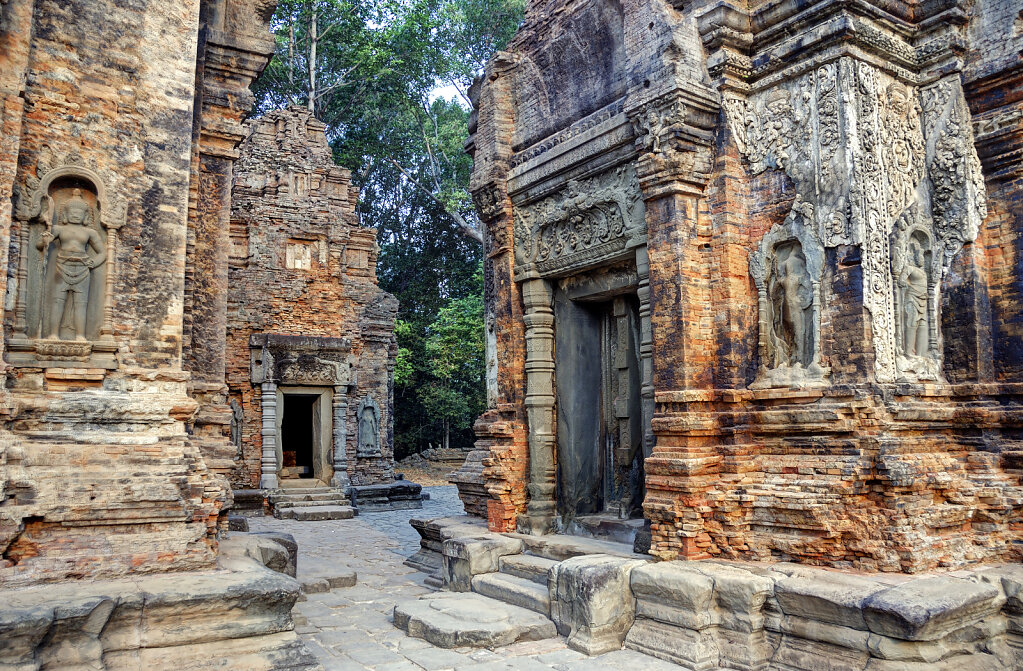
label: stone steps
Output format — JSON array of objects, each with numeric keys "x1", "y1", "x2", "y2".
[
  {"x1": 269, "y1": 485, "x2": 351, "y2": 520},
  {"x1": 275, "y1": 505, "x2": 355, "y2": 521},
  {"x1": 273, "y1": 498, "x2": 348, "y2": 508},
  {"x1": 507, "y1": 531, "x2": 643, "y2": 562},
  {"x1": 393, "y1": 592, "x2": 557, "y2": 649},
  {"x1": 271, "y1": 492, "x2": 338, "y2": 503},
  {"x1": 499, "y1": 554, "x2": 557, "y2": 586},
  {"x1": 472, "y1": 572, "x2": 551, "y2": 616}
]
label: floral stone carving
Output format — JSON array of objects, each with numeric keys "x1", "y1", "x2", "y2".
[
  {"x1": 739, "y1": 59, "x2": 985, "y2": 383},
  {"x1": 513, "y1": 165, "x2": 645, "y2": 278}
]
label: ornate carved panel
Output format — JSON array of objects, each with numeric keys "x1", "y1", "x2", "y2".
[
  {"x1": 739, "y1": 58, "x2": 985, "y2": 383},
  {"x1": 250, "y1": 333, "x2": 353, "y2": 387},
  {"x1": 513, "y1": 165, "x2": 645, "y2": 279},
  {"x1": 9, "y1": 148, "x2": 126, "y2": 369}
]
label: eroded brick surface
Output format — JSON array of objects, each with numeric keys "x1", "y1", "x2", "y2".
[{"x1": 462, "y1": 0, "x2": 1023, "y2": 572}]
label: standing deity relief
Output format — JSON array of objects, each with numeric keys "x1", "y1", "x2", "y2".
[
  {"x1": 734, "y1": 58, "x2": 986, "y2": 384},
  {"x1": 11, "y1": 147, "x2": 125, "y2": 364}
]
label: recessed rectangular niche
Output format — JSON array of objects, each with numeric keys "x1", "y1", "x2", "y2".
[{"x1": 286, "y1": 239, "x2": 315, "y2": 270}]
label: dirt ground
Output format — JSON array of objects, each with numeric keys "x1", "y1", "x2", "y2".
[{"x1": 395, "y1": 463, "x2": 456, "y2": 487}]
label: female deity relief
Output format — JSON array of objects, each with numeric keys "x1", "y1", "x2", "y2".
[{"x1": 768, "y1": 241, "x2": 814, "y2": 368}]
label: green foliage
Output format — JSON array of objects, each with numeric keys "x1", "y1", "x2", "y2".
[{"x1": 252, "y1": 0, "x2": 523, "y2": 458}]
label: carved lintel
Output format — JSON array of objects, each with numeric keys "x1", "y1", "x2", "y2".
[{"x1": 513, "y1": 165, "x2": 646, "y2": 279}]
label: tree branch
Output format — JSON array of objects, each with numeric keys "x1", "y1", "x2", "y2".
[{"x1": 387, "y1": 158, "x2": 483, "y2": 244}]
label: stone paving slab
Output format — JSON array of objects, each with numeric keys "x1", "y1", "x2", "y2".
[{"x1": 249, "y1": 486, "x2": 685, "y2": 670}]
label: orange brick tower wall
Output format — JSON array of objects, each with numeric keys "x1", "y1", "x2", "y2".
[
  {"x1": 227, "y1": 107, "x2": 398, "y2": 489},
  {"x1": 460, "y1": 0, "x2": 1023, "y2": 573}
]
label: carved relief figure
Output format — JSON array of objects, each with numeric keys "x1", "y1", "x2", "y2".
[
  {"x1": 357, "y1": 396, "x2": 381, "y2": 456},
  {"x1": 230, "y1": 398, "x2": 244, "y2": 451},
  {"x1": 38, "y1": 189, "x2": 106, "y2": 340},
  {"x1": 899, "y1": 238, "x2": 929, "y2": 358},
  {"x1": 768, "y1": 241, "x2": 813, "y2": 368}
]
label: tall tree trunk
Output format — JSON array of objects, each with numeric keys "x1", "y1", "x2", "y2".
[
  {"x1": 307, "y1": 4, "x2": 317, "y2": 114},
  {"x1": 288, "y1": 21, "x2": 295, "y2": 90}
]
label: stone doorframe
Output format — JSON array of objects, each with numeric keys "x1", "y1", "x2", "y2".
[
  {"x1": 517, "y1": 245, "x2": 655, "y2": 534},
  {"x1": 250, "y1": 333, "x2": 353, "y2": 490},
  {"x1": 273, "y1": 386, "x2": 333, "y2": 483}
]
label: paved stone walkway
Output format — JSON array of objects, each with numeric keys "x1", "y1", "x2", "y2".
[{"x1": 249, "y1": 486, "x2": 682, "y2": 671}]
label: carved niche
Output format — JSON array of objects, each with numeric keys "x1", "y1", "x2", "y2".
[
  {"x1": 737, "y1": 58, "x2": 985, "y2": 384},
  {"x1": 750, "y1": 218, "x2": 829, "y2": 389},
  {"x1": 10, "y1": 148, "x2": 125, "y2": 369},
  {"x1": 513, "y1": 165, "x2": 645, "y2": 278},
  {"x1": 356, "y1": 396, "x2": 381, "y2": 457}
]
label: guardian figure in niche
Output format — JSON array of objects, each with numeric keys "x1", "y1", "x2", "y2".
[
  {"x1": 899, "y1": 239, "x2": 929, "y2": 357},
  {"x1": 768, "y1": 241, "x2": 813, "y2": 367},
  {"x1": 38, "y1": 188, "x2": 106, "y2": 340},
  {"x1": 357, "y1": 396, "x2": 381, "y2": 456}
]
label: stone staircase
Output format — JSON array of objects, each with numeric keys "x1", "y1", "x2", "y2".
[
  {"x1": 269, "y1": 482, "x2": 355, "y2": 521},
  {"x1": 397, "y1": 523, "x2": 647, "y2": 651},
  {"x1": 471, "y1": 555, "x2": 557, "y2": 616}
]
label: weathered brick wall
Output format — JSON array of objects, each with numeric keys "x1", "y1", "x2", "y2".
[
  {"x1": 0, "y1": 0, "x2": 216, "y2": 586},
  {"x1": 227, "y1": 107, "x2": 398, "y2": 489},
  {"x1": 0, "y1": 0, "x2": 276, "y2": 588},
  {"x1": 468, "y1": 0, "x2": 1023, "y2": 571}
]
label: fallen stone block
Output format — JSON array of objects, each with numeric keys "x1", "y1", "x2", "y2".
[
  {"x1": 250, "y1": 531, "x2": 299, "y2": 577},
  {"x1": 299, "y1": 578, "x2": 331, "y2": 595},
  {"x1": 393, "y1": 592, "x2": 557, "y2": 648}
]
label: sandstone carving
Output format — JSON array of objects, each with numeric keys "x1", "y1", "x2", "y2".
[
  {"x1": 38, "y1": 188, "x2": 106, "y2": 340},
  {"x1": 357, "y1": 396, "x2": 382, "y2": 457},
  {"x1": 513, "y1": 165, "x2": 645, "y2": 278}
]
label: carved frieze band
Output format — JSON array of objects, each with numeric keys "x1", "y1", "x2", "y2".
[{"x1": 513, "y1": 165, "x2": 645, "y2": 279}]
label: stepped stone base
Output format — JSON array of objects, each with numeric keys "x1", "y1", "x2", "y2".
[
  {"x1": 277, "y1": 505, "x2": 355, "y2": 521},
  {"x1": 472, "y1": 571, "x2": 551, "y2": 615},
  {"x1": 350, "y1": 479, "x2": 424, "y2": 511},
  {"x1": 393, "y1": 592, "x2": 557, "y2": 648},
  {"x1": 0, "y1": 536, "x2": 320, "y2": 670},
  {"x1": 625, "y1": 561, "x2": 1023, "y2": 671},
  {"x1": 405, "y1": 515, "x2": 1023, "y2": 667}
]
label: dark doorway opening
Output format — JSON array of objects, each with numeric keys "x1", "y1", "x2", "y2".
[
  {"x1": 281, "y1": 394, "x2": 318, "y2": 478},
  {"x1": 555, "y1": 288, "x2": 644, "y2": 525}
]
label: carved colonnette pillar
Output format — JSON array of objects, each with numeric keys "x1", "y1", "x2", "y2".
[
  {"x1": 259, "y1": 381, "x2": 279, "y2": 489},
  {"x1": 518, "y1": 278, "x2": 557, "y2": 535},
  {"x1": 331, "y1": 388, "x2": 350, "y2": 489}
]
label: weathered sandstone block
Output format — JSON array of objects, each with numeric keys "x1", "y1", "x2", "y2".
[
  {"x1": 549, "y1": 554, "x2": 647, "y2": 655},
  {"x1": 442, "y1": 534, "x2": 523, "y2": 591}
]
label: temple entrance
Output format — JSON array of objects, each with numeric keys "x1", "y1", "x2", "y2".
[
  {"x1": 554, "y1": 284, "x2": 644, "y2": 533},
  {"x1": 275, "y1": 386, "x2": 333, "y2": 483}
]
